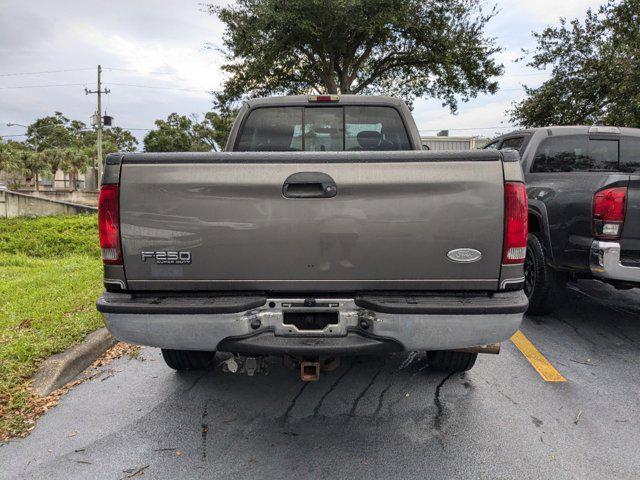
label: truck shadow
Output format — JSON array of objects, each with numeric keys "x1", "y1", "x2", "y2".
[{"x1": 524, "y1": 279, "x2": 640, "y2": 355}]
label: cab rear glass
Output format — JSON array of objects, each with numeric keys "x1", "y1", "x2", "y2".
[
  {"x1": 531, "y1": 135, "x2": 620, "y2": 172},
  {"x1": 235, "y1": 106, "x2": 411, "y2": 152}
]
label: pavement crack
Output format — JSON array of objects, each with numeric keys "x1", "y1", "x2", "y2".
[
  {"x1": 312, "y1": 359, "x2": 355, "y2": 418},
  {"x1": 433, "y1": 372, "x2": 455, "y2": 431},
  {"x1": 349, "y1": 364, "x2": 384, "y2": 418},
  {"x1": 280, "y1": 382, "x2": 310, "y2": 424},
  {"x1": 557, "y1": 316, "x2": 597, "y2": 348},
  {"x1": 200, "y1": 403, "x2": 209, "y2": 462},
  {"x1": 373, "y1": 380, "x2": 393, "y2": 417}
]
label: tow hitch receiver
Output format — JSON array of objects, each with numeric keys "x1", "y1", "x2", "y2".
[
  {"x1": 300, "y1": 360, "x2": 321, "y2": 381},
  {"x1": 285, "y1": 355, "x2": 340, "y2": 381}
]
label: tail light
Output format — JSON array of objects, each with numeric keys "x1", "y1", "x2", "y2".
[
  {"x1": 98, "y1": 184, "x2": 122, "y2": 265},
  {"x1": 593, "y1": 186, "x2": 627, "y2": 239},
  {"x1": 503, "y1": 182, "x2": 528, "y2": 264}
]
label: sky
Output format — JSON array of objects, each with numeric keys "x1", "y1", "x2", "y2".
[{"x1": 0, "y1": 0, "x2": 604, "y2": 148}]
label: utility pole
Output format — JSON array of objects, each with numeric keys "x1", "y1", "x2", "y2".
[{"x1": 85, "y1": 65, "x2": 110, "y2": 189}]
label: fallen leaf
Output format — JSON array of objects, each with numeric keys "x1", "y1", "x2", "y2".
[{"x1": 67, "y1": 431, "x2": 77, "y2": 438}]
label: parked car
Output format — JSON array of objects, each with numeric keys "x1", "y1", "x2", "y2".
[
  {"x1": 96, "y1": 95, "x2": 528, "y2": 379},
  {"x1": 486, "y1": 126, "x2": 640, "y2": 314}
]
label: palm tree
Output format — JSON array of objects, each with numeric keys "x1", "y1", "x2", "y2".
[
  {"x1": 41, "y1": 148, "x2": 62, "y2": 191},
  {"x1": 60, "y1": 148, "x2": 90, "y2": 192},
  {"x1": 19, "y1": 150, "x2": 48, "y2": 191}
]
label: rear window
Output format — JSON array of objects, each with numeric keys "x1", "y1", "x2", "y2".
[
  {"x1": 531, "y1": 135, "x2": 619, "y2": 173},
  {"x1": 620, "y1": 136, "x2": 640, "y2": 173},
  {"x1": 235, "y1": 106, "x2": 411, "y2": 152},
  {"x1": 500, "y1": 137, "x2": 525, "y2": 153}
]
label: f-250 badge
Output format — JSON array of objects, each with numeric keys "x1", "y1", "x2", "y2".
[{"x1": 141, "y1": 251, "x2": 192, "y2": 264}]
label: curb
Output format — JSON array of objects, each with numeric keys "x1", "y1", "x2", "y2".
[{"x1": 31, "y1": 328, "x2": 118, "y2": 397}]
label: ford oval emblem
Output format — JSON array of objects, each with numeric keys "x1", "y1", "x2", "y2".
[{"x1": 447, "y1": 248, "x2": 482, "y2": 263}]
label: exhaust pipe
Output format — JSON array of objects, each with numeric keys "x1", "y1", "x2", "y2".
[{"x1": 455, "y1": 343, "x2": 501, "y2": 355}]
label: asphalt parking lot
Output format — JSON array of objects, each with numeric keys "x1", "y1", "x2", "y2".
[{"x1": 1, "y1": 280, "x2": 639, "y2": 480}]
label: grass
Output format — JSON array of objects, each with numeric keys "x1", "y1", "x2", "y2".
[{"x1": 0, "y1": 214, "x2": 103, "y2": 439}]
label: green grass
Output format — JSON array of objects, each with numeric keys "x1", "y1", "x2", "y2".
[{"x1": 0, "y1": 214, "x2": 103, "y2": 439}]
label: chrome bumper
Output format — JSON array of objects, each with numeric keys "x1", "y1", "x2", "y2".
[
  {"x1": 589, "y1": 240, "x2": 640, "y2": 284},
  {"x1": 100, "y1": 294, "x2": 526, "y2": 354}
]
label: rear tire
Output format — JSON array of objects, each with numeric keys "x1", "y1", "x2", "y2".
[
  {"x1": 161, "y1": 349, "x2": 216, "y2": 371},
  {"x1": 525, "y1": 233, "x2": 563, "y2": 315},
  {"x1": 427, "y1": 350, "x2": 477, "y2": 372}
]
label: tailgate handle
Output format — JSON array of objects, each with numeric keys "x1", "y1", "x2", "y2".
[{"x1": 283, "y1": 172, "x2": 337, "y2": 198}]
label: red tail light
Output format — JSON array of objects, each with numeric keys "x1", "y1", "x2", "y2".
[
  {"x1": 98, "y1": 184, "x2": 122, "y2": 265},
  {"x1": 593, "y1": 186, "x2": 627, "y2": 239},
  {"x1": 503, "y1": 182, "x2": 528, "y2": 264}
]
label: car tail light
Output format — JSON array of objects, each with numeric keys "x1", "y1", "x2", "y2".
[
  {"x1": 503, "y1": 182, "x2": 528, "y2": 264},
  {"x1": 98, "y1": 184, "x2": 122, "y2": 265},
  {"x1": 593, "y1": 186, "x2": 627, "y2": 239}
]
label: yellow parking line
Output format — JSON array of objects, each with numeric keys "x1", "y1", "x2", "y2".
[{"x1": 511, "y1": 330, "x2": 566, "y2": 382}]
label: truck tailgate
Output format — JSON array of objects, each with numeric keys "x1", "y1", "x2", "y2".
[{"x1": 118, "y1": 151, "x2": 505, "y2": 292}]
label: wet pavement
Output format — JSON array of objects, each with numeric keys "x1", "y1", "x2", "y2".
[{"x1": 1, "y1": 280, "x2": 639, "y2": 479}]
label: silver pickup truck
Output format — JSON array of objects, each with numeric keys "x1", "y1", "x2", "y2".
[{"x1": 97, "y1": 95, "x2": 528, "y2": 379}]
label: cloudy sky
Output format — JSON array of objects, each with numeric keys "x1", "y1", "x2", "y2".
[{"x1": 0, "y1": 0, "x2": 603, "y2": 148}]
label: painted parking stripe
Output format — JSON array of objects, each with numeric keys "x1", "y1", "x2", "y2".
[{"x1": 511, "y1": 330, "x2": 566, "y2": 382}]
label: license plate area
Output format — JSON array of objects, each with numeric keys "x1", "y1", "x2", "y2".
[{"x1": 282, "y1": 311, "x2": 339, "y2": 331}]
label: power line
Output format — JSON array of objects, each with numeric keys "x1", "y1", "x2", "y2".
[
  {"x1": 106, "y1": 82, "x2": 210, "y2": 93},
  {"x1": 0, "y1": 83, "x2": 87, "y2": 90},
  {"x1": 0, "y1": 68, "x2": 95, "y2": 77}
]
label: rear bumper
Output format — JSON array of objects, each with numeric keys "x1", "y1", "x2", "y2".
[
  {"x1": 98, "y1": 291, "x2": 527, "y2": 355},
  {"x1": 589, "y1": 240, "x2": 640, "y2": 285}
]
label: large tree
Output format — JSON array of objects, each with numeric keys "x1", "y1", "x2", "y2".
[
  {"x1": 206, "y1": 0, "x2": 503, "y2": 109},
  {"x1": 25, "y1": 113, "x2": 138, "y2": 152},
  {"x1": 510, "y1": 0, "x2": 640, "y2": 127},
  {"x1": 143, "y1": 112, "x2": 233, "y2": 152}
]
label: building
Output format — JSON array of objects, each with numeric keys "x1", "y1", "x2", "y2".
[{"x1": 420, "y1": 131, "x2": 491, "y2": 151}]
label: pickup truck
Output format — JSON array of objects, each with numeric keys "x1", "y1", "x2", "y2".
[
  {"x1": 486, "y1": 126, "x2": 640, "y2": 314},
  {"x1": 96, "y1": 95, "x2": 528, "y2": 380}
]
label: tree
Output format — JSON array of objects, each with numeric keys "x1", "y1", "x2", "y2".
[
  {"x1": 26, "y1": 112, "x2": 75, "y2": 151},
  {"x1": 80, "y1": 127, "x2": 138, "y2": 152},
  {"x1": 206, "y1": 0, "x2": 503, "y2": 109},
  {"x1": 39, "y1": 149, "x2": 63, "y2": 190},
  {"x1": 17, "y1": 149, "x2": 48, "y2": 191},
  {"x1": 25, "y1": 113, "x2": 138, "y2": 152},
  {"x1": 192, "y1": 111, "x2": 237, "y2": 151},
  {"x1": 509, "y1": 0, "x2": 640, "y2": 127},
  {"x1": 59, "y1": 148, "x2": 91, "y2": 192},
  {"x1": 143, "y1": 113, "x2": 225, "y2": 152},
  {"x1": 0, "y1": 143, "x2": 24, "y2": 189}
]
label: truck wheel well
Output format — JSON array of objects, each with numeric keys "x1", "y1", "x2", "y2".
[{"x1": 528, "y1": 213, "x2": 541, "y2": 234}]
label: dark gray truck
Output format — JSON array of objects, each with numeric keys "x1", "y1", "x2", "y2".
[
  {"x1": 487, "y1": 126, "x2": 640, "y2": 314},
  {"x1": 97, "y1": 95, "x2": 528, "y2": 379}
]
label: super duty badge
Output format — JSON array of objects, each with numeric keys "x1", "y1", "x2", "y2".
[{"x1": 141, "y1": 251, "x2": 192, "y2": 265}]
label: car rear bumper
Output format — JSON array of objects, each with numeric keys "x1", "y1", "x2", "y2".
[
  {"x1": 97, "y1": 291, "x2": 527, "y2": 355},
  {"x1": 590, "y1": 240, "x2": 640, "y2": 285}
]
